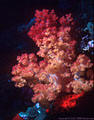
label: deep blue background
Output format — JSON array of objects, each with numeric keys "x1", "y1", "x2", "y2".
[{"x1": 0, "y1": 0, "x2": 94, "y2": 120}]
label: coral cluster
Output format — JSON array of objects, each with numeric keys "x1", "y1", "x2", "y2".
[
  {"x1": 11, "y1": 9, "x2": 94, "y2": 108},
  {"x1": 67, "y1": 54, "x2": 94, "y2": 93}
]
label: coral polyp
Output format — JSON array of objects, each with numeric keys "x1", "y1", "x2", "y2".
[{"x1": 11, "y1": 9, "x2": 94, "y2": 110}]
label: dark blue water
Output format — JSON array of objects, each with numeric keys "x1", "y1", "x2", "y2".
[{"x1": 0, "y1": 0, "x2": 94, "y2": 120}]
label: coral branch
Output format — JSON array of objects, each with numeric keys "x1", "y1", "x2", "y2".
[{"x1": 60, "y1": 92, "x2": 84, "y2": 110}]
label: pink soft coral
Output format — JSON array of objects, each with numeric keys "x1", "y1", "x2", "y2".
[{"x1": 11, "y1": 9, "x2": 94, "y2": 109}]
